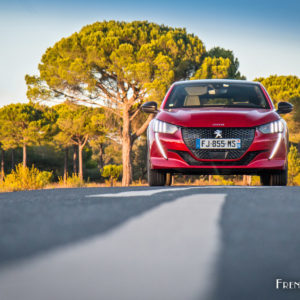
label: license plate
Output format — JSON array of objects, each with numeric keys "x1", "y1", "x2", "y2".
[{"x1": 196, "y1": 139, "x2": 241, "y2": 149}]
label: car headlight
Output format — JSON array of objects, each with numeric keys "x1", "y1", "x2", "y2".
[
  {"x1": 258, "y1": 120, "x2": 284, "y2": 134},
  {"x1": 153, "y1": 119, "x2": 178, "y2": 134}
]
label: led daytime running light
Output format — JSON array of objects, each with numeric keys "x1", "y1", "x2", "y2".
[
  {"x1": 153, "y1": 119, "x2": 178, "y2": 134},
  {"x1": 258, "y1": 120, "x2": 284, "y2": 134}
]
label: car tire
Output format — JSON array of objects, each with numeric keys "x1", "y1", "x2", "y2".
[
  {"x1": 260, "y1": 169, "x2": 288, "y2": 186},
  {"x1": 270, "y1": 169, "x2": 288, "y2": 186},
  {"x1": 147, "y1": 146, "x2": 166, "y2": 186},
  {"x1": 148, "y1": 168, "x2": 166, "y2": 186},
  {"x1": 260, "y1": 174, "x2": 271, "y2": 186}
]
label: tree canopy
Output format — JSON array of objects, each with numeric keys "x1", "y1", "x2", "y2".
[
  {"x1": 26, "y1": 21, "x2": 206, "y2": 105},
  {"x1": 0, "y1": 103, "x2": 48, "y2": 167},
  {"x1": 54, "y1": 101, "x2": 106, "y2": 180},
  {"x1": 192, "y1": 47, "x2": 245, "y2": 80},
  {"x1": 255, "y1": 75, "x2": 300, "y2": 144},
  {"x1": 255, "y1": 75, "x2": 300, "y2": 104}
]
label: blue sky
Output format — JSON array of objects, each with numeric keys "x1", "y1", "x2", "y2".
[{"x1": 0, "y1": 0, "x2": 299, "y2": 105}]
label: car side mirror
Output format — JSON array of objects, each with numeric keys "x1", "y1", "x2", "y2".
[
  {"x1": 276, "y1": 102, "x2": 293, "y2": 114},
  {"x1": 141, "y1": 101, "x2": 159, "y2": 114}
]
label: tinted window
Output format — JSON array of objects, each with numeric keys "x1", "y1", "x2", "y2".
[{"x1": 165, "y1": 82, "x2": 270, "y2": 109}]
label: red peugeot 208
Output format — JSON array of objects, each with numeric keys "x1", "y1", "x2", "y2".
[{"x1": 142, "y1": 80, "x2": 293, "y2": 186}]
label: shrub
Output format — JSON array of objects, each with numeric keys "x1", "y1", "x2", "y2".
[
  {"x1": 288, "y1": 145, "x2": 300, "y2": 186},
  {"x1": 251, "y1": 176, "x2": 261, "y2": 186},
  {"x1": 58, "y1": 173, "x2": 85, "y2": 188},
  {"x1": 0, "y1": 164, "x2": 52, "y2": 192},
  {"x1": 212, "y1": 175, "x2": 235, "y2": 185},
  {"x1": 294, "y1": 173, "x2": 300, "y2": 186},
  {"x1": 101, "y1": 164, "x2": 122, "y2": 186}
]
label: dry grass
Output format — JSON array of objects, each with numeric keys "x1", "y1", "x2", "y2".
[{"x1": 0, "y1": 175, "x2": 269, "y2": 193}]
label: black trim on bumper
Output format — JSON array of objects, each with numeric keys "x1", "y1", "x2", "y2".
[
  {"x1": 169, "y1": 150, "x2": 267, "y2": 166},
  {"x1": 154, "y1": 168, "x2": 283, "y2": 176}
]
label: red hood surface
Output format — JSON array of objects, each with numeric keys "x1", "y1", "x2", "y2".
[{"x1": 157, "y1": 107, "x2": 279, "y2": 128}]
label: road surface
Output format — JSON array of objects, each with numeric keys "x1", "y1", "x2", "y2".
[{"x1": 0, "y1": 186, "x2": 300, "y2": 300}]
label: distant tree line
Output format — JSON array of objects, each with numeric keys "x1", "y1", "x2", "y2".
[
  {"x1": 0, "y1": 102, "x2": 106, "y2": 182},
  {"x1": 0, "y1": 100, "x2": 147, "y2": 184}
]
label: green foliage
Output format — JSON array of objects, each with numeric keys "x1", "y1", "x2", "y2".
[
  {"x1": 102, "y1": 164, "x2": 122, "y2": 179},
  {"x1": 27, "y1": 21, "x2": 205, "y2": 104},
  {"x1": 211, "y1": 175, "x2": 235, "y2": 185},
  {"x1": 26, "y1": 145, "x2": 63, "y2": 175},
  {"x1": 288, "y1": 145, "x2": 300, "y2": 186},
  {"x1": 255, "y1": 75, "x2": 300, "y2": 104},
  {"x1": 0, "y1": 164, "x2": 52, "y2": 192},
  {"x1": 54, "y1": 101, "x2": 106, "y2": 146},
  {"x1": 25, "y1": 75, "x2": 52, "y2": 103},
  {"x1": 58, "y1": 173, "x2": 85, "y2": 187},
  {"x1": 192, "y1": 57, "x2": 231, "y2": 79},
  {"x1": 132, "y1": 137, "x2": 147, "y2": 181},
  {"x1": 55, "y1": 102, "x2": 90, "y2": 144},
  {"x1": 294, "y1": 173, "x2": 300, "y2": 186},
  {"x1": 103, "y1": 142, "x2": 122, "y2": 165},
  {"x1": 254, "y1": 75, "x2": 300, "y2": 143},
  {"x1": 53, "y1": 101, "x2": 107, "y2": 179},
  {"x1": 192, "y1": 47, "x2": 245, "y2": 80},
  {"x1": 251, "y1": 176, "x2": 261, "y2": 186},
  {"x1": 0, "y1": 103, "x2": 47, "y2": 150},
  {"x1": 287, "y1": 97, "x2": 300, "y2": 143},
  {"x1": 0, "y1": 103, "x2": 53, "y2": 167},
  {"x1": 206, "y1": 47, "x2": 245, "y2": 79},
  {"x1": 26, "y1": 22, "x2": 246, "y2": 107},
  {"x1": 101, "y1": 164, "x2": 122, "y2": 186}
]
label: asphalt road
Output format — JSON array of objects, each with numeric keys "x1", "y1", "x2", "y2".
[{"x1": 0, "y1": 186, "x2": 300, "y2": 300}]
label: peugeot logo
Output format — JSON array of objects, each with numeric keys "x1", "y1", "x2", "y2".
[{"x1": 214, "y1": 129, "x2": 222, "y2": 138}]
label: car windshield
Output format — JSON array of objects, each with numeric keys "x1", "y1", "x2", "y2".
[{"x1": 164, "y1": 82, "x2": 270, "y2": 109}]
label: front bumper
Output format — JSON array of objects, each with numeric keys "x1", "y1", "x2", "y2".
[{"x1": 148, "y1": 128, "x2": 288, "y2": 175}]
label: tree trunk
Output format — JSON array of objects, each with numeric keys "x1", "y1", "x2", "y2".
[
  {"x1": 122, "y1": 107, "x2": 132, "y2": 186},
  {"x1": 23, "y1": 144, "x2": 27, "y2": 168},
  {"x1": 64, "y1": 147, "x2": 68, "y2": 184},
  {"x1": 78, "y1": 144, "x2": 83, "y2": 181},
  {"x1": 99, "y1": 143, "x2": 104, "y2": 170},
  {"x1": 1, "y1": 149, "x2": 4, "y2": 181},
  {"x1": 11, "y1": 149, "x2": 14, "y2": 171},
  {"x1": 73, "y1": 145, "x2": 77, "y2": 175},
  {"x1": 243, "y1": 175, "x2": 251, "y2": 186}
]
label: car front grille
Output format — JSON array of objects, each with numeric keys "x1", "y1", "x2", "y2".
[{"x1": 181, "y1": 127, "x2": 256, "y2": 160}]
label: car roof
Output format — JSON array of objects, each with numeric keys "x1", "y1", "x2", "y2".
[{"x1": 173, "y1": 79, "x2": 259, "y2": 86}]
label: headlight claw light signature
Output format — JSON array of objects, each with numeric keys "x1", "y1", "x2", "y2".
[
  {"x1": 258, "y1": 120, "x2": 284, "y2": 134},
  {"x1": 153, "y1": 119, "x2": 178, "y2": 134}
]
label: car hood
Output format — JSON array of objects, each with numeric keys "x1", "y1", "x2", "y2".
[{"x1": 157, "y1": 107, "x2": 279, "y2": 128}]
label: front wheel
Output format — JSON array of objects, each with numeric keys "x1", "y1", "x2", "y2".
[
  {"x1": 148, "y1": 168, "x2": 166, "y2": 186},
  {"x1": 260, "y1": 169, "x2": 288, "y2": 186},
  {"x1": 147, "y1": 148, "x2": 166, "y2": 186}
]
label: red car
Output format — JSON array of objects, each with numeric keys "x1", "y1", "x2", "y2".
[{"x1": 142, "y1": 79, "x2": 293, "y2": 186}]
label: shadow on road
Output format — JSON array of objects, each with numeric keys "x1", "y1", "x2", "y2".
[
  {"x1": 212, "y1": 187, "x2": 300, "y2": 300},
  {"x1": 0, "y1": 186, "x2": 215, "y2": 266}
]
